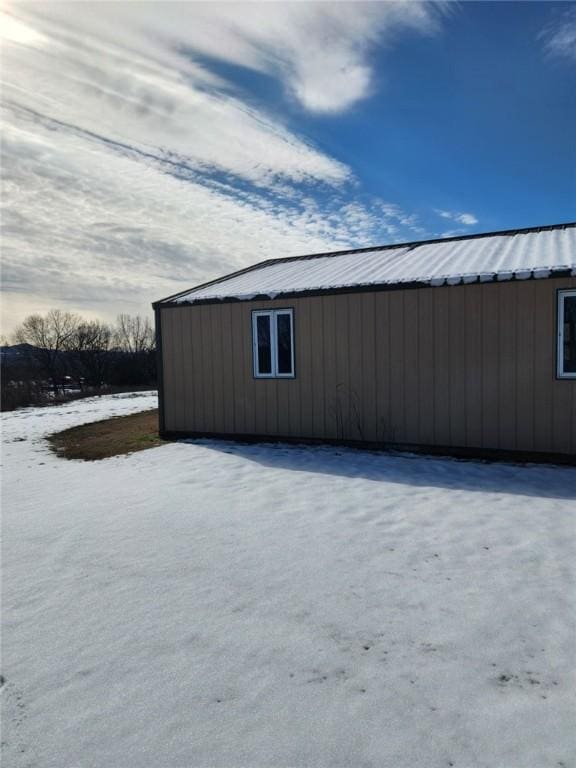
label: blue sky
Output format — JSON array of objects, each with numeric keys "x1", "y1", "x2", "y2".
[
  {"x1": 316, "y1": 2, "x2": 575, "y2": 229},
  {"x1": 1, "y1": 1, "x2": 575, "y2": 331}
]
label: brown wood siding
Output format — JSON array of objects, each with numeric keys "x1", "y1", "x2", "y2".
[{"x1": 160, "y1": 277, "x2": 576, "y2": 456}]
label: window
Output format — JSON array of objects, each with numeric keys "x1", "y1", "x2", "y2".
[
  {"x1": 252, "y1": 309, "x2": 294, "y2": 378},
  {"x1": 558, "y1": 289, "x2": 576, "y2": 379}
]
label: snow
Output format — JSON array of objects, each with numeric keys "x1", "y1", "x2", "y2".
[
  {"x1": 2, "y1": 393, "x2": 576, "y2": 768},
  {"x1": 167, "y1": 225, "x2": 576, "y2": 304}
]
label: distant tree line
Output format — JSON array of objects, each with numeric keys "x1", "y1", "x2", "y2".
[{"x1": 1, "y1": 310, "x2": 157, "y2": 411}]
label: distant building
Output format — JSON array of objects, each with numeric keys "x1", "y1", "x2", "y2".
[{"x1": 153, "y1": 222, "x2": 576, "y2": 462}]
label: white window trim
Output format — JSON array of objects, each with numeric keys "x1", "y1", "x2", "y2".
[
  {"x1": 557, "y1": 289, "x2": 576, "y2": 379},
  {"x1": 252, "y1": 309, "x2": 295, "y2": 379}
]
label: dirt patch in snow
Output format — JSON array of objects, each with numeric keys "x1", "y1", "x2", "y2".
[{"x1": 46, "y1": 408, "x2": 165, "y2": 460}]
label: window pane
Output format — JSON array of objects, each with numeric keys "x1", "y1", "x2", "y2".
[
  {"x1": 256, "y1": 315, "x2": 272, "y2": 374},
  {"x1": 276, "y1": 313, "x2": 293, "y2": 375},
  {"x1": 563, "y1": 296, "x2": 576, "y2": 374}
]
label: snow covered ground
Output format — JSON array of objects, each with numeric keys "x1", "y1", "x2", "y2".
[{"x1": 2, "y1": 392, "x2": 575, "y2": 768}]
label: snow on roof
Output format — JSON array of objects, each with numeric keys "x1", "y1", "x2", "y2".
[{"x1": 160, "y1": 223, "x2": 576, "y2": 305}]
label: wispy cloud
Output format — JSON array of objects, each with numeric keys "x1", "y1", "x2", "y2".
[
  {"x1": 540, "y1": 6, "x2": 576, "y2": 62},
  {"x1": 434, "y1": 209, "x2": 479, "y2": 226},
  {"x1": 0, "y1": 3, "x2": 442, "y2": 331},
  {"x1": 117, "y1": 2, "x2": 443, "y2": 114}
]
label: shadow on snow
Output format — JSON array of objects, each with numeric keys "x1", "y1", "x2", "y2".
[{"x1": 183, "y1": 438, "x2": 576, "y2": 501}]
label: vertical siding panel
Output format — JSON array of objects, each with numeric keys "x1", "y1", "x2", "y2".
[
  {"x1": 417, "y1": 288, "x2": 435, "y2": 445},
  {"x1": 203, "y1": 305, "x2": 216, "y2": 434},
  {"x1": 388, "y1": 291, "x2": 405, "y2": 443},
  {"x1": 403, "y1": 290, "x2": 420, "y2": 443},
  {"x1": 173, "y1": 310, "x2": 186, "y2": 431},
  {"x1": 196, "y1": 307, "x2": 206, "y2": 433},
  {"x1": 285, "y1": 299, "x2": 305, "y2": 437},
  {"x1": 161, "y1": 309, "x2": 176, "y2": 431},
  {"x1": 322, "y1": 295, "x2": 339, "y2": 439},
  {"x1": 172, "y1": 310, "x2": 184, "y2": 430},
  {"x1": 220, "y1": 304, "x2": 234, "y2": 434},
  {"x1": 265, "y1": 379, "x2": 279, "y2": 436},
  {"x1": 334, "y1": 295, "x2": 350, "y2": 438},
  {"x1": 375, "y1": 292, "x2": 391, "y2": 442},
  {"x1": 202, "y1": 306, "x2": 216, "y2": 433},
  {"x1": 195, "y1": 306, "x2": 205, "y2": 433},
  {"x1": 229, "y1": 304, "x2": 245, "y2": 434},
  {"x1": 310, "y1": 298, "x2": 326, "y2": 438},
  {"x1": 239, "y1": 304, "x2": 250, "y2": 435},
  {"x1": 190, "y1": 307, "x2": 203, "y2": 433},
  {"x1": 160, "y1": 309, "x2": 171, "y2": 430},
  {"x1": 433, "y1": 289, "x2": 451, "y2": 446},
  {"x1": 181, "y1": 308, "x2": 194, "y2": 431},
  {"x1": 253, "y1": 382, "x2": 267, "y2": 437},
  {"x1": 498, "y1": 283, "x2": 517, "y2": 450},
  {"x1": 515, "y1": 282, "x2": 535, "y2": 451},
  {"x1": 171, "y1": 310, "x2": 185, "y2": 431},
  {"x1": 189, "y1": 307, "x2": 203, "y2": 433},
  {"x1": 276, "y1": 380, "x2": 290, "y2": 436},
  {"x1": 533, "y1": 282, "x2": 553, "y2": 451},
  {"x1": 175, "y1": 310, "x2": 186, "y2": 431},
  {"x1": 211, "y1": 307, "x2": 225, "y2": 432},
  {"x1": 290, "y1": 300, "x2": 303, "y2": 435},
  {"x1": 361, "y1": 293, "x2": 377, "y2": 441},
  {"x1": 243, "y1": 306, "x2": 257, "y2": 435},
  {"x1": 481, "y1": 285, "x2": 499, "y2": 449},
  {"x1": 464, "y1": 285, "x2": 483, "y2": 448},
  {"x1": 297, "y1": 299, "x2": 312, "y2": 438},
  {"x1": 189, "y1": 306, "x2": 202, "y2": 432},
  {"x1": 449, "y1": 286, "x2": 467, "y2": 447},
  {"x1": 348, "y1": 294, "x2": 364, "y2": 440}
]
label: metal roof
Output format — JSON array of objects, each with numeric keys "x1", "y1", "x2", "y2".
[{"x1": 156, "y1": 222, "x2": 576, "y2": 306}]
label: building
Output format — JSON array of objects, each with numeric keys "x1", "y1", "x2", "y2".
[{"x1": 153, "y1": 222, "x2": 576, "y2": 463}]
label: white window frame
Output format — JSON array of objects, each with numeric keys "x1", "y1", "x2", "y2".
[
  {"x1": 557, "y1": 289, "x2": 576, "y2": 379},
  {"x1": 252, "y1": 309, "x2": 295, "y2": 379}
]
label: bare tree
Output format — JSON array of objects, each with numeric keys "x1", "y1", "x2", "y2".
[
  {"x1": 13, "y1": 309, "x2": 81, "y2": 394},
  {"x1": 113, "y1": 314, "x2": 155, "y2": 355},
  {"x1": 68, "y1": 320, "x2": 113, "y2": 387},
  {"x1": 109, "y1": 314, "x2": 156, "y2": 386}
]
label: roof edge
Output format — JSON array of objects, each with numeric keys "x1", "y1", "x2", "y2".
[
  {"x1": 152, "y1": 221, "x2": 576, "y2": 307},
  {"x1": 156, "y1": 267, "x2": 575, "y2": 309}
]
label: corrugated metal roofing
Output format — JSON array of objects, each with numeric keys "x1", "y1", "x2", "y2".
[{"x1": 160, "y1": 223, "x2": 576, "y2": 305}]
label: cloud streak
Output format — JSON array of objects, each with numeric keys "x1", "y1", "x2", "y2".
[
  {"x1": 1, "y1": 2, "x2": 442, "y2": 332},
  {"x1": 118, "y1": 2, "x2": 443, "y2": 114}
]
